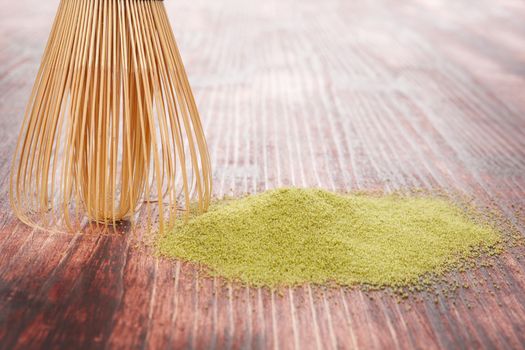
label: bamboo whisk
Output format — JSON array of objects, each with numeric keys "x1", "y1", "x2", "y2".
[{"x1": 9, "y1": 0, "x2": 212, "y2": 233}]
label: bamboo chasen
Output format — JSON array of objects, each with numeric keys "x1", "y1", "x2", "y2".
[{"x1": 9, "y1": 0, "x2": 212, "y2": 234}]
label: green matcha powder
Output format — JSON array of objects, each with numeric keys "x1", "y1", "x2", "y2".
[{"x1": 157, "y1": 188, "x2": 500, "y2": 288}]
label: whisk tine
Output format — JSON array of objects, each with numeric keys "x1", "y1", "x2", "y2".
[{"x1": 10, "y1": 0, "x2": 212, "y2": 234}]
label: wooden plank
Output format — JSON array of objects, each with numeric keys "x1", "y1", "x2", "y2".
[{"x1": 1, "y1": 0, "x2": 525, "y2": 348}]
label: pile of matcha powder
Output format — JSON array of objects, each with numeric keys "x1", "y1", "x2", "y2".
[{"x1": 157, "y1": 188, "x2": 500, "y2": 288}]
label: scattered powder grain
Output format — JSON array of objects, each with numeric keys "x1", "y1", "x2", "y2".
[{"x1": 157, "y1": 188, "x2": 500, "y2": 288}]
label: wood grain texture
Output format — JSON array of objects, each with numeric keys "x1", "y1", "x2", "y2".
[{"x1": 1, "y1": 0, "x2": 525, "y2": 349}]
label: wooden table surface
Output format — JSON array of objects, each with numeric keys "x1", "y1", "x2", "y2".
[{"x1": 1, "y1": 0, "x2": 525, "y2": 348}]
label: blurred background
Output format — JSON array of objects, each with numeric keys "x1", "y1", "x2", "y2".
[{"x1": 2, "y1": 0, "x2": 524, "y2": 198}]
